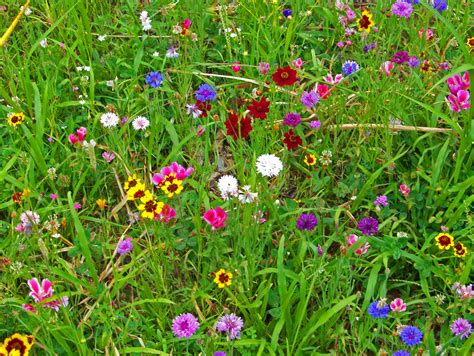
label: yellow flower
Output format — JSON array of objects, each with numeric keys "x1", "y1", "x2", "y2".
[
  {"x1": 137, "y1": 191, "x2": 163, "y2": 219},
  {"x1": 453, "y1": 242, "x2": 468, "y2": 258},
  {"x1": 127, "y1": 182, "x2": 146, "y2": 201},
  {"x1": 161, "y1": 179, "x2": 183, "y2": 198},
  {"x1": 7, "y1": 112, "x2": 25, "y2": 127},
  {"x1": 213, "y1": 269, "x2": 233, "y2": 288},
  {"x1": 435, "y1": 233, "x2": 454, "y2": 250},
  {"x1": 124, "y1": 174, "x2": 141, "y2": 192},
  {"x1": 304, "y1": 153, "x2": 317, "y2": 166},
  {"x1": 2, "y1": 333, "x2": 34, "y2": 356},
  {"x1": 357, "y1": 10, "x2": 374, "y2": 33},
  {"x1": 467, "y1": 37, "x2": 474, "y2": 49},
  {"x1": 96, "y1": 198, "x2": 107, "y2": 209},
  {"x1": 22, "y1": 189, "x2": 31, "y2": 198}
]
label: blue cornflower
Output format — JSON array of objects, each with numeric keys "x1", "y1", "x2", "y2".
[
  {"x1": 283, "y1": 9, "x2": 292, "y2": 18},
  {"x1": 393, "y1": 351, "x2": 410, "y2": 356},
  {"x1": 195, "y1": 84, "x2": 217, "y2": 102},
  {"x1": 408, "y1": 56, "x2": 420, "y2": 68},
  {"x1": 145, "y1": 71, "x2": 163, "y2": 88},
  {"x1": 400, "y1": 326, "x2": 423, "y2": 347},
  {"x1": 367, "y1": 301, "x2": 389, "y2": 319},
  {"x1": 342, "y1": 60, "x2": 360, "y2": 76},
  {"x1": 404, "y1": 0, "x2": 419, "y2": 4},
  {"x1": 432, "y1": 0, "x2": 447, "y2": 12}
]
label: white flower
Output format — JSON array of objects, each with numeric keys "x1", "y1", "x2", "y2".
[
  {"x1": 40, "y1": 39, "x2": 48, "y2": 48},
  {"x1": 20, "y1": 5, "x2": 32, "y2": 15},
  {"x1": 166, "y1": 46, "x2": 179, "y2": 58},
  {"x1": 132, "y1": 116, "x2": 150, "y2": 131},
  {"x1": 256, "y1": 154, "x2": 283, "y2": 178},
  {"x1": 217, "y1": 175, "x2": 238, "y2": 200},
  {"x1": 83, "y1": 139, "x2": 96, "y2": 149},
  {"x1": 20, "y1": 211, "x2": 40, "y2": 225},
  {"x1": 98, "y1": 35, "x2": 107, "y2": 42},
  {"x1": 140, "y1": 11, "x2": 152, "y2": 31},
  {"x1": 152, "y1": 51, "x2": 160, "y2": 57},
  {"x1": 238, "y1": 185, "x2": 258, "y2": 203},
  {"x1": 186, "y1": 103, "x2": 202, "y2": 118},
  {"x1": 100, "y1": 112, "x2": 119, "y2": 128}
]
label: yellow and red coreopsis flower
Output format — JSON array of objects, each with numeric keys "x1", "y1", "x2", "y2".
[
  {"x1": 127, "y1": 182, "x2": 147, "y2": 201},
  {"x1": 7, "y1": 112, "x2": 25, "y2": 127},
  {"x1": 161, "y1": 178, "x2": 184, "y2": 198},
  {"x1": 357, "y1": 10, "x2": 375, "y2": 33},
  {"x1": 435, "y1": 233, "x2": 454, "y2": 250},
  {"x1": 124, "y1": 174, "x2": 141, "y2": 192},
  {"x1": 467, "y1": 37, "x2": 474, "y2": 49},
  {"x1": 137, "y1": 191, "x2": 163, "y2": 219},
  {"x1": 304, "y1": 153, "x2": 317, "y2": 166},
  {"x1": 1, "y1": 333, "x2": 34, "y2": 356},
  {"x1": 213, "y1": 269, "x2": 233, "y2": 288},
  {"x1": 453, "y1": 242, "x2": 468, "y2": 258}
]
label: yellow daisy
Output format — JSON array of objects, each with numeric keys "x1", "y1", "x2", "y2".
[
  {"x1": 213, "y1": 269, "x2": 233, "y2": 288},
  {"x1": 357, "y1": 10, "x2": 375, "y2": 33},
  {"x1": 7, "y1": 112, "x2": 25, "y2": 127}
]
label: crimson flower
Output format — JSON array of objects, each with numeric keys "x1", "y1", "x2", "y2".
[
  {"x1": 272, "y1": 66, "x2": 298, "y2": 86},
  {"x1": 196, "y1": 100, "x2": 211, "y2": 117},
  {"x1": 224, "y1": 113, "x2": 253, "y2": 140},
  {"x1": 247, "y1": 97, "x2": 270, "y2": 119},
  {"x1": 283, "y1": 129, "x2": 302, "y2": 150}
]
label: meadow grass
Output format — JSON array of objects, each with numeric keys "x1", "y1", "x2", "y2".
[{"x1": 0, "y1": 0, "x2": 472, "y2": 355}]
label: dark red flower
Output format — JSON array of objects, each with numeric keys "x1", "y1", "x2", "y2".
[
  {"x1": 196, "y1": 100, "x2": 211, "y2": 118},
  {"x1": 272, "y1": 66, "x2": 298, "y2": 87},
  {"x1": 283, "y1": 129, "x2": 302, "y2": 150},
  {"x1": 224, "y1": 113, "x2": 253, "y2": 140},
  {"x1": 247, "y1": 97, "x2": 270, "y2": 119}
]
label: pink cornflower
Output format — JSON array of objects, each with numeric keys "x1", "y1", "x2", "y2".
[
  {"x1": 399, "y1": 184, "x2": 410, "y2": 197},
  {"x1": 390, "y1": 298, "x2": 407, "y2": 313},
  {"x1": 203, "y1": 207, "x2": 227, "y2": 230}
]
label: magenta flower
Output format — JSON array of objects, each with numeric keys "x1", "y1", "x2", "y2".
[
  {"x1": 172, "y1": 313, "x2": 200, "y2": 338},
  {"x1": 446, "y1": 90, "x2": 470, "y2": 113},
  {"x1": 390, "y1": 298, "x2": 407, "y2": 312},
  {"x1": 257, "y1": 62, "x2": 270, "y2": 75},
  {"x1": 203, "y1": 207, "x2": 227, "y2": 230},
  {"x1": 76, "y1": 127, "x2": 87, "y2": 141},
  {"x1": 446, "y1": 72, "x2": 469, "y2": 95},
  {"x1": 68, "y1": 134, "x2": 78, "y2": 145},
  {"x1": 24, "y1": 278, "x2": 68, "y2": 312},
  {"x1": 399, "y1": 184, "x2": 410, "y2": 197},
  {"x1": 102, "y1": 151, "x2": 116, "y2": 163},
  {"x1": 392, "y1": 51, "x2": 409, "y2": 64},
  {"x1": 324, "y1": 73, "x2": 343, "y2": 85},
  {"x1": 358, "y1": 217, "x2": 379, "y2": 236},
  {"x1": 346, "y1": 234, "x2": 370, "y2": 255},
  {"x1": 292, "y1": 57, "x2": 303, "y2": 69},
  {"x1": 155, "y1": 203, "x2": 176, "y2": 223},
  {"x1": 215, "y1": 313, "x2": 244, "y2": 340},
  {"x1": 283, "y1": 112, "x2": 302, "y2": 127},
  {"x1": 309, "y1": 120, "x2": 321, "y2": 129},
  {"x1": 152, "y1": 162, "x2": 194, "y2": 186},
  {"x1": 74, "y1": 203, "x2": 82, "y2": 210}
]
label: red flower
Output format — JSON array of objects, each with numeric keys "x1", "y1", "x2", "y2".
[
  {"x1": 317, "y1": 84, "x2": 330, "y2": 99},
  {"x1": 283, "y1": 129, "x2": 302, "y2": 150},
  {"x1": 224, "y1": 113, "x2": 253, "y2": 140},
  {"x1": 272, "y1": 66, "x2": 298, "y2": 87},
  {"x1": 196, "y1": 100, "x2": 211, "y2": 118},
  {"x1": 247, "y1": 97, "x2": 270, "y2": 119}
]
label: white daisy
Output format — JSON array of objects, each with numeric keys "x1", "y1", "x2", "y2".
[
  {"x1": 132, "y1": 116, "x2": 150, "y2": 131},
  {"x1": 217, "y1": 175, "x2": 238, "y2": 200},
  {"x1": 100, "y1": 112, "x2": 119, "y2": 128},
  {"x1": 238, "y1": 185, "x2": 258, "y2": 203},
  {"x1": 256, "y1": 154, "x2": 283, "y2": 178}
]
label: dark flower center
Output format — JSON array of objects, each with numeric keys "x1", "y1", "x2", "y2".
[
  {"x1": 359, "y1": 15, "x2": 371, "y2": 29},
  {"x1": 306, "y1": 156, "x2": 314, "y2": 164},
  {"x1": 6, "y1": 338, "x2": 27, "y2": 354},
  {"x1": 218, "y1": 273, "x2": 229, "y2": 283},
  {"x1": 134, "y1": 190, "x2": 145, "y2": 199},
  {"x1": 281, "y1": 72, "x2": 289, "y2": 79},
  {"x1": 439, "y1": 235, "x2": 451, "y2": 245},
  {"x1": 167, "y1": 183, "x2": 179, "y2": 193},
  {"x1": 11, "y1": 115, "x2": 20, "y2": 123},
  {"x1": 145, "y1": 200, "x2": 157, "y2": 212},
  {"x1": 128, "y1": 180, "x2": 137, "y2": 189}
]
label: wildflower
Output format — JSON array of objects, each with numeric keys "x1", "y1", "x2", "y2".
[
  {"x1": 152, "y1": 163, "x2": 193, "y2": 186},
  {"x1": 257, "y1": 62, "x2": 270, "y2": 75},
  {"x1": 304, "y1": 153, "x2": 317, "y2": 166},
  {"x1": 342, "y1": 60, "x2": 360, "y2": 76},
  {"x1": 324, "y1": 73, "x2": 343, "y2": 85},
  {"x1": 231, "y1": 62, "x2": 241, "y2": 73},
  {"x1": 283, "y1": 112, "x2": 302, "y2": 127},
  {"x1": 453, "y1": 242, "x2": 468, "y2": 257},
  {"x1": 195, "y1": 83, "x2": 217, "y2": 102},
  {"x1": 196, "y1": 100, "x2": 211, "y2": 117},
  {"x1": 25, "y1": 278, "x2": 68, "y2": 312},
  {"x1": 446, "y1": 72, "x2": 469, "y2": 92},
  {"x1": 420, "y1": 60, "x2": 432, "y2": 74},
  {"x1": 357, "y1": 10, "x2": 375, "y2": 32},
  {"x1": 124, "y1": 174, "x2": 141, "y2": 192},
  {"x1": 7, "y1": 112, "x2": 25, "y2": 127},
  {"x1": 272, "y1": 66, "x2": 298, "y2": 86},
  {"x1": 224, "y1": 113, "x2": 253, "y2": 140},
  {"x1": 446, "y1": 90, "x2": 470, "y2": 113},
  {"x1": 155, "y1": 204, "x2": 176, "y2": 223},
  {"x1": 256, "y1": 154, "x2": 283, "y2": 178},
  {"x1": 381, "y1": 61, "x2": 394, "y2": 77},
  {"x1": 392, "y1": 51, "x2": 409, "y2": 64},
  {"x1": 145, "y1": 71, "x2": 163, "y2": 88},
  {"x1": 74, "y1": 203, "x2": 82, "y2": 210},
  {"x1": 363, "y1": 42, "x2": 376, "y2": 53},
  {"x1": 358, "y1": 217, "x2": 379, "y2": 236},
  {"x1": 346, "y1": 234, "x2": 370, "y2": 255},
  {"x1": 40, "y1": 39, "x2": 48, "y2": 48},
  {"x1": 450, "y1": 318, "x2": 472, "y2": 339},
  {"x1": 215, "y1": 314, "x2": 244, "y2": 340},
  {"x1": 310, "y1": 120, "x2": 321, "y2": 129},
  {"x1": 434, "y1": 233, "x2": 454, "y2": 250},
  {"x1": 467, "y1": 37, "x2": 474, "y2": 48},
  {"x1": 172, "y1": 313, "x2": 200, "y2": 338},
  {"x1": 161, "y1": 178, "x2": 184, "y2": 198},
  {"x1": 165, "y1": 46, "x2": 179, "y2": 58},
  {"x1": 453, "y1": 283, "x2": 473, "y2": 300},
  {"x1": 12, "y1": 192, "x2": 23, "y2": 204},
  {"x1": 20, "y1": 211, "x2": 40, "y2": 225},
  {"x1": 217, "y1": 175, "x2": 239, "y2": 200},
  {"x1": 214, "y1": 269, "x2": 233, "y2": 288},
  {"x1": 140, "y1": 11, "x2": 152, "y2": 31},
  {"x1": 392, "y1": 351, "x2": 410, "y2": 356},
  {"x1": 368, "y1": 300, "x2": 389, "y2": 318},
  {"x1": 214, "y1": 352, "x2": 227, "y2": 356},
  {"x1": 374, "y1": 195, "x2": 388, "y2": 207},
  {"x1": 102, "y1": 151, "x2": 115, "y2": 163},
  {"x1": 137, "y1": 191, "x2": 163, "y2": 219},
  {"x1": 283, "y1": 129, "x2": 302, "y2": 150},
  {"x1": 390, "y1": 298, "x2": 407, "y2": 312},
  {"x1": 247, "y1": 97, "x2": 270, "y2": 119},
  {"x1": 203, "y1": 207, "x2": 227, "y2": 230},
  {"x1": 300, "y1": 90, "x2": 320, "y2": 109},
  {"x1": 399, "y1": 184, "x2": 410, "y2": 197},
  {"x1": 320, "y1": 150, "x2": 333, "y2": 166},
  {"x1": 237, "y1": 185, "x2": 258, "y2": 203},
  {"x1": 408, "y1": 56, "x2": 420, "y2": 67},
  {"x1": 431, "y1": 0, "x2": 447, "y2": 12},
  {"x1": 392, "y1": 0, "x2": 413, "y2": 18},
  {"x1": 132, "y1": 116, "x2": 150, "y2": 130},
  {"x1": 116, "y1": 237, "x2": 133, "y2": 256},
  {"x1": 186, "y1": 103, "x2": 203, "y2": 118},
  {"x1": 292, "y1": 57, "x2": 303, "y2": 69},
  {"x1": 296, "y1": 213, "x2": 318, "y2": 231},
  {"x1": 100, "y1": 112, "x2": 120, "y2": 128},
  {"x1": 400, "y1": 326, "x2": 423, "y2": 347},
  {"x1": 1, "y1": 333, "x2": 34, "y2": 356},
  {"x1": 282, "y1": 9, "x2": 292, "y2": 18}
]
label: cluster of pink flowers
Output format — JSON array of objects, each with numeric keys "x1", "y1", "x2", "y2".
[
  {"x1": 23, "y1": 278, "x2": 68, "y2": 313},
  {"x1": 445, "y1": 71, "x2": 470, "y2": 113},
  {"x1": 152, "y1": 162, "x2": 194, "y2": 186},
  {"x1": 68, "y1": 127, "x2": 87, "y2": 145},
  {"x1": 203, "y1": 207, "x2": 227, "y2": 230},
  {"x1": 346, "y1": 233, "x2": 370, "y2": 255}
]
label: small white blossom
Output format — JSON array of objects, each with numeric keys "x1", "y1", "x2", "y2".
[
  {"x1": 132, "y1": 116, "x2": 150, "y2": 131},
  {"x1": 217, "y1": 175, "x2": 238, "y2": 200},
  {"x1": 98, "y1": 35, "x2": 107, "y2": 42},
  {"x1": 40, "y1": 39, "x2": 48, "y2": 48},
  {"x1": 100, "y1": 112, "x2": 119, "y2": 128},
  {"x1": 238, "y1": 185, "x2": 258, "y2": 203},
  {"x1": 256, "y1": 154, "x2": 283, "y2": 178},
  {"x1": 152, "y1": 51, "x2": 160, "y2": 57}
]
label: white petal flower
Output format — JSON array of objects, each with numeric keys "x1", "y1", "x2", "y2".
[
  {"x1": 100, "y1": 112, "x2": 119, "y2": 128},
  {"x1": 256, "y1": 154, "x2": 283, "y2": 178},
  {"x1": 132, "y1": 116, "x2": 150, "y2": 131},
  {"x1": 238, "y1": 185, "x2": 258, "y2": 203},
  {"x1": 217, "y1": 175, "x2": 238, "y2": 200}
]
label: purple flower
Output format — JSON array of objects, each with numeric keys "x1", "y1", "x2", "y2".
[
  {"x1": 282, "y1": 9, "x2": 292, "y2": 18},
  {"x1": 145, "y1": 71, "x2": 163, "y2": 88},
  {"x1": 450, "y1": 318, "x2": 472, "y2": 339},
  {"x1": 358, "y1": 217, "x2": 379, "y2": 236},
  {"x1": 408, "y1": 56, "x2": 420, "y2": 68},
  {"x1": 342, "y1": 60, "x2": 360, "y2": 76},
  {"x1": 116, "y1": 237, "x2": 133, "y2": 256},
  {"x1": 374, "y1": 195, "x2": 388, "y2": 207},
  {"x1": 317, "y1": 244, "x2": 323, "y2": 256},
  {"x1": 392, "y1": 51, "x2": 409, "y2": 64},
  {"x1": 363, "y1": 42, "x2": 376, "y2": 53},
  {"x1": 310, "y1": 120, "x2": 321, "y2": 129},
  {"x1": 215, "y1": 313, "x2": 244, "y2": 340},
  {"x1": 74, "y1": 203, "x2": 82, "y2": 210},
  {"x1": 400, "y1": 326, "x2": 423, "y2": 347},
  {"x1": 300, "y1": 91, "x2": 320, "y2": 109},
  {"x1": 195, "y1": 84, "x2": 217, "y2": 102},
  {"x1": 296, "y1": 213, "x2": 318, "y2": 231},
  {"x1": 172, "y1": 313, "x2": 200, "y2": 338},
  {"x1": 214, "y1": 353, "x2": 227, "y2": 356},
  {"x1": 368, "y1": 301, "x2": 389, "y2": 319},
  {"x1": 392, "y1": 0, "x2": 413, "y2": 18},
  {"x1": 393, "y1": 351, "x2": 410, "y2": 356},
  {"x1": 432, "y1": 0, "x2": 447, "y2": 12},
  {"x1": 283, "y1": 112, "x2": 302, "y2": 127}
]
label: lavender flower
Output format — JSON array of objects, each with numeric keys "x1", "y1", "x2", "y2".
[
  {"x1": 342, "y1": 60, "x2": 360, "y2": 76},
  {"x1": 283, "y1": 112, "x2": 302, "y2": 127},
  {"x1": 374, "y1": 195, "x2": 388, "y2": 207},
  {"x1": 358, "y1": 217, "x2": 379, "y2": 236},
  {"x1": 408, "y1": 56, "x2": 420, "y2": 68},
  {"x1": 310, "y1": 120, "x2": 321, "y2": 129},
  {"x1": 392, "y1": 51, "x2": 409, "y2": 64},
  {"x1": 367, "y1": 301, "x2": 389, "y2": 319},
  {"x1": 215, "y1": 313, "x2": 244, "y2": 340},
  {"x1": 400, "y1": 326, "x2": 423, "y2": 347},
  {"x1": 450, "y1": 318, "x2": 472, "y2": 339},
  {"x1": 392, "y1": 0, "x2": 413, "y2": 18},
  {"x1": 172, "y1": 313, "x2": 200, "y2": 338},
  {"x1": 301, "y1": 91, "x2": 320, "y2": 109},
  {"x1": 116, "y1": 237, "x2": 133, "y2": 256},
  {"x1": 195, "y1": 84, "x2": 217, "y2": 102},
  {"x1": 296, "y1": 213, "x2": 318, "y2": 231}
]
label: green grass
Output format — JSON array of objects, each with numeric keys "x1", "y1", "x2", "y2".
[{"x1": 0, "y1": 0, "x2": 473, "y2": 355}]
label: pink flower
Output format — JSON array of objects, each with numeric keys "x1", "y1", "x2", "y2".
[
  {"x1": 292, "y1": 58, "x2": 303, "y2": 69},
  {"x1": 197, "y1": 125, "x2": 206, "y2": 135},
  {"x1": 346, "y1": 234, "x2": 370, "y2": 255},
  {"x1": 345, "y1": 8, "x2": 356, "y2": 21},
  {"x1": 74, "y1": 203, "x2": 82, "y2": 210},
  {"x1": 50, "y1": 193, "x2": 58, "y2": 200},
  {"x1": 68, "y1": 134, "x2": 78, "y2": 145},
  {"x1": 232, "y1": 62, "x2": 241, "y2": 73},
  {"x1": 381, "y1": 61, "x2": 394, "y2": 77},
  {"x1": 152, "y1": 162, "x2": 194, "y2": 186},
  {"x1": 447, "y1": 90, "x2": 470, "y2": 113},
  {"x1": 316, "y1": 84, "x2": 330, "y2": 99},
  {"x1": 76, "y1": 127, "x2": 87, "y2": 142},
  {"x1": 390, "y1": 298, "x2": 407, "y2": 313},
  {"x1": 155, "y1": 204, "x2": 177, "y2": 223},
  {"x1": 203, "y1": 207, "x2": 227, "y2": 230},
  {"x1": 324, "y1": 73, "x2": 343, "y2": 85},
  {"x1": 182, "y1": 18, "x2": 192, "y2": 29},
  {"x1": 399, "y1": 184, "x2": 410, "y2": 197},
  {"x1": 102, "y1": 151, "x2": 116, "y2": 163},
  {"x1": 337, "y1": 41, "x2": 345, "y2": 48},
  {"x1": 418, "y1": 28, "x2": 434, "y2": 40},
  {"x1": 446, "y1": 72, "x2": 470, "y2": 95},
  {"x1": 22, "y1": 303, "x2": 38, "y2": 313},
  {"x1": 28, "y1": 278, "x2": 54, "y2": 303},
  {"x1": 345, "y1": 40, "x2": 352, "y2": 45},
  {"x1": 16, "y1": 223, "x2": 25, "y2": 232},
  {"x1": 257, "y1": 62, "x2": 270, "y2": 75}
]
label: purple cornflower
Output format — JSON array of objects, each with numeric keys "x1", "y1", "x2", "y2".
[
  {"x1": 310, "y1": 120, "x2": 321, "y2": 129},
  {"x1": 215, "y1": 313, "x2": 244, "y2": 340},
  {"x1": 392, "y1": 51, "x2": 409, "y2": 64},
  {"x1": 296, "y1": 213, "x2": 318, "y2": 231},
  {"x1": 392, "y1": 0, "x2": 413, "y2": 18},
  {"x1": 374, "y1": 195, "x2": 388, "y2": 207},
  {"x1": 408, "y1": 56, "x2": 420, "y2": 68},
  {"x1": 404, "y1": 0, "x2": 419, "y2": 3},
  {"x1": 363, "y1": 42, "x2": 376, "y2": 53},
  {"x1": 393, "y1": 351, "x2": 410, "y2": 356},
  {"x1": 282, "y1": 9, "x2": 292, "y2": 18},
  {"x1": 283, "y1": 112, "x2": 302, "y2": 127},
  {"x1": 116, "y1": 237, "x2": 133, "y2": 256},
  {"x1": 432, "y1": 0, "x2": 447, "y2": 12},
  {"x1": 450, "y1": 318, "x2": 472, "y2": 339},
  {"x1": 172, "y1": 313, "x2": 200, "y2": 338},
  {"x1": 358, "y1": 217, "x2": 379, "y2": 236},
  {"x1": 195, "y1": 83, "x2": 217, "y2": 102},
  {"x1": 400, "y1": 326, "x2": 423, "y2": 347},
  {"x1": 342, "y1": 60, "x2": 360, "y2": 76},
  {"x1": 214, "y1": 353, "x2": 227, "y2": 356},
  {"x1": 368, "y1": 301, "x2": 389, "y2": 319},
  {"x1": 145, "y1": 71, "x2": 163, "y2": 88},
  {"x1": 301, "y1": 91, "x2": 320, "y2": 109}
]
